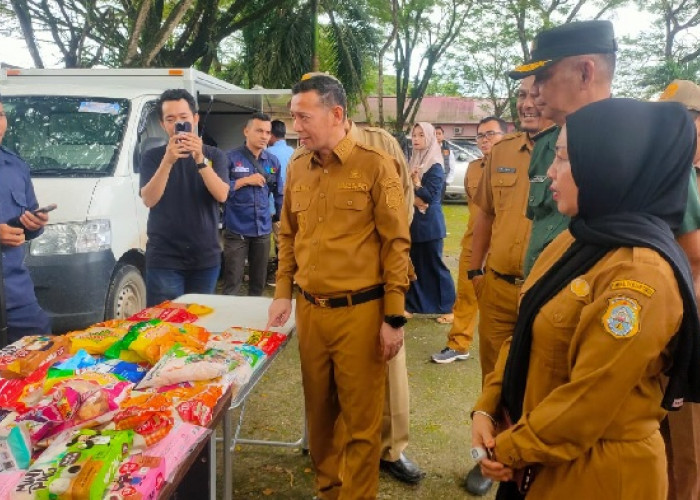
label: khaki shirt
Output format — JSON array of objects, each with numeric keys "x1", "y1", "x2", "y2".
[
  {"x1": 275, "y1": 133, "x2": 411, "y2": 316},
  {"x1": 475, "y1": 229, "x2": 682, "y2": 471},
  {"x1": 462, "y1": 157, "x2": 485, "y2": 248},
  {"x1": 473, "y1": 132, "x2": 533, "y2": 276}
]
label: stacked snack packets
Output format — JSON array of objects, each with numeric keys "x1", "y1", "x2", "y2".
[{"x1": 104, "y1": 454, "x2": 165, "y2": 500}]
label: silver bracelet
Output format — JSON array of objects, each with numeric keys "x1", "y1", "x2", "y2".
[{"x1": 471, "y1": 410, "x2": 496, "y2": 425}]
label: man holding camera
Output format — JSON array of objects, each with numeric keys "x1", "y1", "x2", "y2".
[
  {"x1": 223, "y1": 112, "x2": 283, "y2": 296},
  {"x1": 140, "y1": 89, "x2": 230, "y2": 306}
]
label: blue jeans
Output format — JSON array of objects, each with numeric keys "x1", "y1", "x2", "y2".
[{"x1": 146, "y1": 265, "x2": 220, "y2": 306}]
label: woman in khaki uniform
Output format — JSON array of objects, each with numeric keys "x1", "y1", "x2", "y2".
[{"x1": 471, "y1": 98, "x2": 700, "y2": 499}]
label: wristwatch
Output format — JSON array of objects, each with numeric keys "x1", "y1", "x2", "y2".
[
  {"x1": 385, "y1": 315, "x2": 408, "y2": 329},
  {"x1": 196, "y1": 158, "x2": 212, "y2": 170},
  {"x1": 467, "y1": 268, "x2": 484, "y2": 280}
]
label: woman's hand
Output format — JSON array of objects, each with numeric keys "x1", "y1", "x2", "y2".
[
  {"x1": 471, "y1": 412, "x2": 513, "y2": 481},
  {"x1": 480, "y1": 457, "x2": 514, "y2": 482},
  {"x1": 411, "y1": 167, "x2": 422, "y2": 188}
]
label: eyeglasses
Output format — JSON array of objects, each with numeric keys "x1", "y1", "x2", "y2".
[{"x1": 476, "y1": 131, "x2": 504, "y2": 141}]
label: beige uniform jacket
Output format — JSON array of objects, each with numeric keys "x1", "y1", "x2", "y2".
[
  {"x1": 474, "y1": 230, "x2": 684, "y2": 499},
  {"x1": 472, "y1": 132, "x2": 533, "y2": 276},
  {"x1": 275, "y1": 133, "x2": 411, "y2": 316}
]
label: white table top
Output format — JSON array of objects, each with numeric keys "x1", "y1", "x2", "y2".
[{"x1": 174, "y1": 294, "x2": 295, "y2": 335}]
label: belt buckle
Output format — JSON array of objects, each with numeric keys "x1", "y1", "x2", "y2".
[{"x1": 316, "y1": 297, "x2": 330, "y2": 308}]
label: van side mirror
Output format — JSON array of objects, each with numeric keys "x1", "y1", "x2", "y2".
[{"x1": 457, "y1": 153, "x2": 469, "y2": 162}]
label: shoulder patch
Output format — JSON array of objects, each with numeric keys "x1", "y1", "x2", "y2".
[
  {"x1": 381, "y1": 178, "x2": 403, "y2": 210},
  {"x1": 602, "y1": 297, "x2": 641, "y2": 339},
  {"x1": 611, "y1": 280, "x2": 655, "y2": 298}
]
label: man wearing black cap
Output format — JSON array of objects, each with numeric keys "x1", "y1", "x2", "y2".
[{"x1": 505, "y1": 20, "x2": 700, "y2": 500}]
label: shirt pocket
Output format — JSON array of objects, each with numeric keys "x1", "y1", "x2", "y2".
[
  {"x1": 10, "y1": 188, "x2": 28, "y2": 213},
  {"x1": 493, "y1": 171, "x2": 518, "y2": 212},
  {"x1": 333, "y1": 190, "x2": 370, "y2": 234},
  {"x1": 291, "y1": 192, "x2": 312, "y2": 233}
]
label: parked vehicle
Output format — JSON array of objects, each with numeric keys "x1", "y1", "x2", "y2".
[
  {"x1": 0, "y1": 68, "x2": 287, "y2": 332},
  {"x1": 443, "y1": 141, "x2": 481, "y2": 202}
]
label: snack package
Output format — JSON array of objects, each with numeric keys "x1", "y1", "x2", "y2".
[
  {"x1": 46, "y1": 358, "x2": 147, "y2": 391},
  {"x1": 144, "y1": 422, "x2": 210, "y2": 481},
  {"x1": 105, "y1": 454, "x2": 165, "y2": 500},
  {"x1": 245, "y1": 330, "x2": 287, "y2": 356},
  {"x1": 0, "y1": 423, "x2": 31, "y2": 472},
  {"x1": 0, "y1": 470, "x2": 25, "y2": 500},
  {"x1": 136, "y1": 346, "x2": 238, "y2": 390},
  {"x1": 127, "y1": 301, "x2": 200, "y2": 323},
  {"x1": 113, "y1": 393, "x2": 174, "y2": 448},
  {"x1": 208, "y1": 326, "x2": 257, "y2": 346},
  {"x1": 0, "y1": 335, "x2": 70, "y2": 379},
  {"x1": 0, "y1": 361, "x2": 53, "y2": 412},
  {"x1": 234, "y1": 344, "x2": 266, "y2": 369},
  {"x1": 14, "y1": 429, "x2": 133, "y2": 500},
  {"x1": 66, "y1": 326, "x2": 129, "y2": 356},
  {"x1": 105, "y1": 321, "x2": 160, "y2": 364},
  {"x1": 169, "y1": 384, "x2": 223, "y2": 426}
]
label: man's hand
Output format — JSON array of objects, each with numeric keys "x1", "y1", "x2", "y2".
[
  {"x1": 472, "y1": 274, "x2": 485, "y2": 297},
  {"x1": 20, "y1": 210, "x2": 48, "y2": 232},
  {"x1": 267, "y1": 298, "x2": 292, "y2": 329},
  {"x1": 379, "y1": 322, "x2": 404, "y2": 361},
  {"x1": 234, "y1": 173, "x2": 266, "y2": 190},
  {"x1": 164, "y1": 134, "x2": 191, "y2": 165},
  {"x1": 0, "y1": 223, "x2": 26, "y2": 247},
  {"x1": 177, "y1": 133, "x2": 205, "y2": 163}
]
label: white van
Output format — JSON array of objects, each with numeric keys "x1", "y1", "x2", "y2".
[{"x1": 0, "y1": 68, "x2": 288, "y2": 332}]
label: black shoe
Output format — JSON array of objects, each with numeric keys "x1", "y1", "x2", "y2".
[
  {"x1": 464, "y1": 463, "x2": 493, "y2": 495},
  {"x1": 380, "y1": 453, "x2": 425, "y2": 484}
]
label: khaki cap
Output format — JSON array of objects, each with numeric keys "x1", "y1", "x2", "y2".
[{"x1": 659, "y1": 80, "x2": 700, "y2": 112}]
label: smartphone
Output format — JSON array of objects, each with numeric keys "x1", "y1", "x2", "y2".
[
  {"x1": 174, "y1": 121, "x2": 192, "y2": 135},
  {"x1": 33, "y1": 203, "x2": 58, "y2": 215}
]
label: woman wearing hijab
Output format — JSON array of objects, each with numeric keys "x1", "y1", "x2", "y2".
[
  {"x1": 404, "y1": 122, "x2": 456, "y2": 316},
  {"x1": 470, "y1": 98, "x2": 700, "y2": 499}
]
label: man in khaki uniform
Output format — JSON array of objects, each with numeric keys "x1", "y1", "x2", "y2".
[
  {"x1": 431, "y1": 117, "x2": 506, "y2": 364},
  {"x1": 659, "y1": 78, "x2": 700, "y2": 500},
  {"x1": 463, "y1": 76, "x2": 553, "y2": 496},
  {"x1": 292, "y1": 109, "x2": 424, "y2": 483},
  {"x1": 268, "y1": 75, "x2": 410, "y2": 499}
]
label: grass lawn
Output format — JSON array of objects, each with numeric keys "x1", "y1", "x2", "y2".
[{"x1": 216, "y1": 201, "x2": 495, "y2": 499}]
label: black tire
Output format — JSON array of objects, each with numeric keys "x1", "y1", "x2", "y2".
[{"x1": 104, "y1": 264, "x2": 146, "y2": 320}]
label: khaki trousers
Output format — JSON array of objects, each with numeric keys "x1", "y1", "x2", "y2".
[
  {"x1": 446, "y1": 239, "x2": 478, "y2": 352},
  {"x1": 474, "y1": 269, "x2": 520, "y2": 384},
  {"x1": 661, "y1": 403, "x2": 700, "y2": 500},
  {"x1": 380, "y1": 346, "x2": 409, "y2": 461},
  {"x1": 297, "y1": 297, "x2": 386, "y2": 500}
]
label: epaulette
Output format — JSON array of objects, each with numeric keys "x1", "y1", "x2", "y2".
[
  {"x1": 355, "y1": 141, "x2": 391, "y2": 160},
  {"x1": 290, "y1": 146, "x2": 313, "y2": 163},
  {"x1": 468, "y1": 157, "x2": 485, "y2": 168},
  {"x1": 498, "y1": 131, "x2": 525, "y2": 144}
]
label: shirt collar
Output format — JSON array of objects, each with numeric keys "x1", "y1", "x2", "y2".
[
  {"x1": 311, "y1": 132, "x2": 356, "y2": 167},
  {"x1": 245, "y1": 144, "x2": 269, "y2": 160}
]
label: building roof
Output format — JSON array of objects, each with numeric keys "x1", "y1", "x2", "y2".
[{"x1": 351, "y1": 96, "x2": 498, "y2": 124}]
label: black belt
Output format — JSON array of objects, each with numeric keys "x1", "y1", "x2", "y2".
[
  {"x1": 301, "y1": 286, "x2": 384, "y2": 308},
  {"x1": 491, "y1": 269, "x2": 525, "y2": 286}
]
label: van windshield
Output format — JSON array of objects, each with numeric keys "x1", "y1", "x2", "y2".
[{"x1": 3, "y1": 96, "x2": 129, "y2": 177}]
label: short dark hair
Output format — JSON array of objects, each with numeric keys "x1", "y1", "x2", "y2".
[
  {"x1": 246, "y1": 112, "x2": 271, "y2": 127},
  {"x1": 477, "y1": 116, "x2": 508, "y2": 134},
  {"x1": 434, "y1": 125, "x2": 444, "y2": 133},
  {"x1": 292, "y1": 75, "x2": 347, "y2": 118},
  {"x1": 157, "y1": 89, "x2": 197, "y2": 121},
  {"x1": 271, "y1": 120, "x2": 286, "y2": 138}
]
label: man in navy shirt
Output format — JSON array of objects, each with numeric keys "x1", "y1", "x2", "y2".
[
  {"x1": 0, "y1": 96, "x2": 52, "y2": 343},
  {"x1": 140, "y1": 89, "x2": 230, "y2": 306},
  {"x1": 223, "y1": 113, "x2": 283, "y2": 296}
]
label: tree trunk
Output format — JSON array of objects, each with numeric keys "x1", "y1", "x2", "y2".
[
  {"x1": 378, "y1": 0, "x2": 399, "y2": 128},
  {"x1": 10, "y1": 0, "x2": 45, "y2": 68}
]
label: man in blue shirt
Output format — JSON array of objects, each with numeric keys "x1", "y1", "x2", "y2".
[
  {"x1": 224, "y1": 112, "x2": 283, "y2": 296},
  {"x1": 0, "y1": 97, "x2": 52, "y2": 343}
]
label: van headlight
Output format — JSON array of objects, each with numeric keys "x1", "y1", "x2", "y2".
[{"x1": 30, "y1": 220, "x2": 111, "y2": 255}]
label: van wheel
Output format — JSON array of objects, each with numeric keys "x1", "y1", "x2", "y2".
[{"x1": 105, "y1": 264, "x2": 146, "y2": 320}]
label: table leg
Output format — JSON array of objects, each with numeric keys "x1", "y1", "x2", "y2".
[{"x1": 223, "y1": 406, "x2": 233, "y2": 500}]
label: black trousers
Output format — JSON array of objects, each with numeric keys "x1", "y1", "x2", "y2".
[{"x1": 222, "y1": 230, "x2": 271, "y2": 296}]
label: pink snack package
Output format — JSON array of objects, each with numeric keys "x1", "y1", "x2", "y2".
[
  {"x1": 106, "y1": 454, "x2": 165, "y2": 500},
  {"x1": 0, "y1": 470, "x2": 25, "y2": 500},
  {"x1": 144, "y1": 422, "x2": 210, "y2": 481}
]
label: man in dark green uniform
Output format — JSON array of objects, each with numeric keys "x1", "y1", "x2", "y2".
[{"x1": 506, "y1": 20, "x2": 700, "y2": 500}]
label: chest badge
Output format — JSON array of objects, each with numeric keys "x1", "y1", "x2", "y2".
[
  {"x1": 570, "y1": 278, "x2": 590, "y2": 297},
  {"x1": 602, "y1": 297, "x2": 641, "y2": 339},
  {"x1": 349, "y1": 170, "x2": 361, "y2": 179}
]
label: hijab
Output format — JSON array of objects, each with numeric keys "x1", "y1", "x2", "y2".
[
  {"x1": 408, "y1": 122, "x2": 444, "y2": 179},
  {"x1": 501, "y1": 98, "x2": 700, "y2": 431}
]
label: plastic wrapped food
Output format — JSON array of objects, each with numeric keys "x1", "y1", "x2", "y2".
[
  {"x1": 105, "y1": 454, "x2": 165, "y2": 500},
  {"x1": 136, "y1": 346, "x2": 238, "y2": 390},
  {"x1": 0, "y1": 361, "x2": 53, "y2": 413},
  {"x1": 234, "y1": 344, "x2": 266, "y2": 369},
  {"x1": 170, "y1": 384, "x2": 223, "y2": 426},
  {"x1": 113, "y1": 393, "x2": 174, "y2": 448},
  {"x1": 0, "y1": 470, "x2": 25, "y2": 500},
  {"x1": 13, "y1": 429, "x2": 133, "y2": 500},
  {"x1": 245, "y1": 331, "x2": 287, "y2": 356},
  {"x1": 66, "y1": 326, "x2": 129, "y2": 356},
  {"x1": 144, "y1": 422, "x2": 210, "y2": 481},
  {"x1": 0, "y1": 423, "x2": 31, "y2": 472},
  {"x1": 0, "y1": 336, "x2": 70, "y2": 379},
  {"x1": 46, "y1": 358, "x2": 147, "y2": 390},
  {"x1": 127, "y1": 301, "x2": 200, "y2": 323}
]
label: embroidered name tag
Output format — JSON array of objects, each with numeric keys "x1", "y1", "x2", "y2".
[
  {"x1": 338, "y1": 182, "x2": 368, "y2": 191},
  {"x1": 530, "y1": 175, "x2": 547, "y2": 183},
  {"x1": 611, "y1": 280, "x2": 655, "y2": 297},
  {"x1": 234, "y1": 166, "x2": 249, "y2": 173},
  {"x1": 497, "y1": 167, "x2": 516, "y2": 173},
  {"x1": 292, "y1": 185, "x2": 311, "y2": 192}
]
